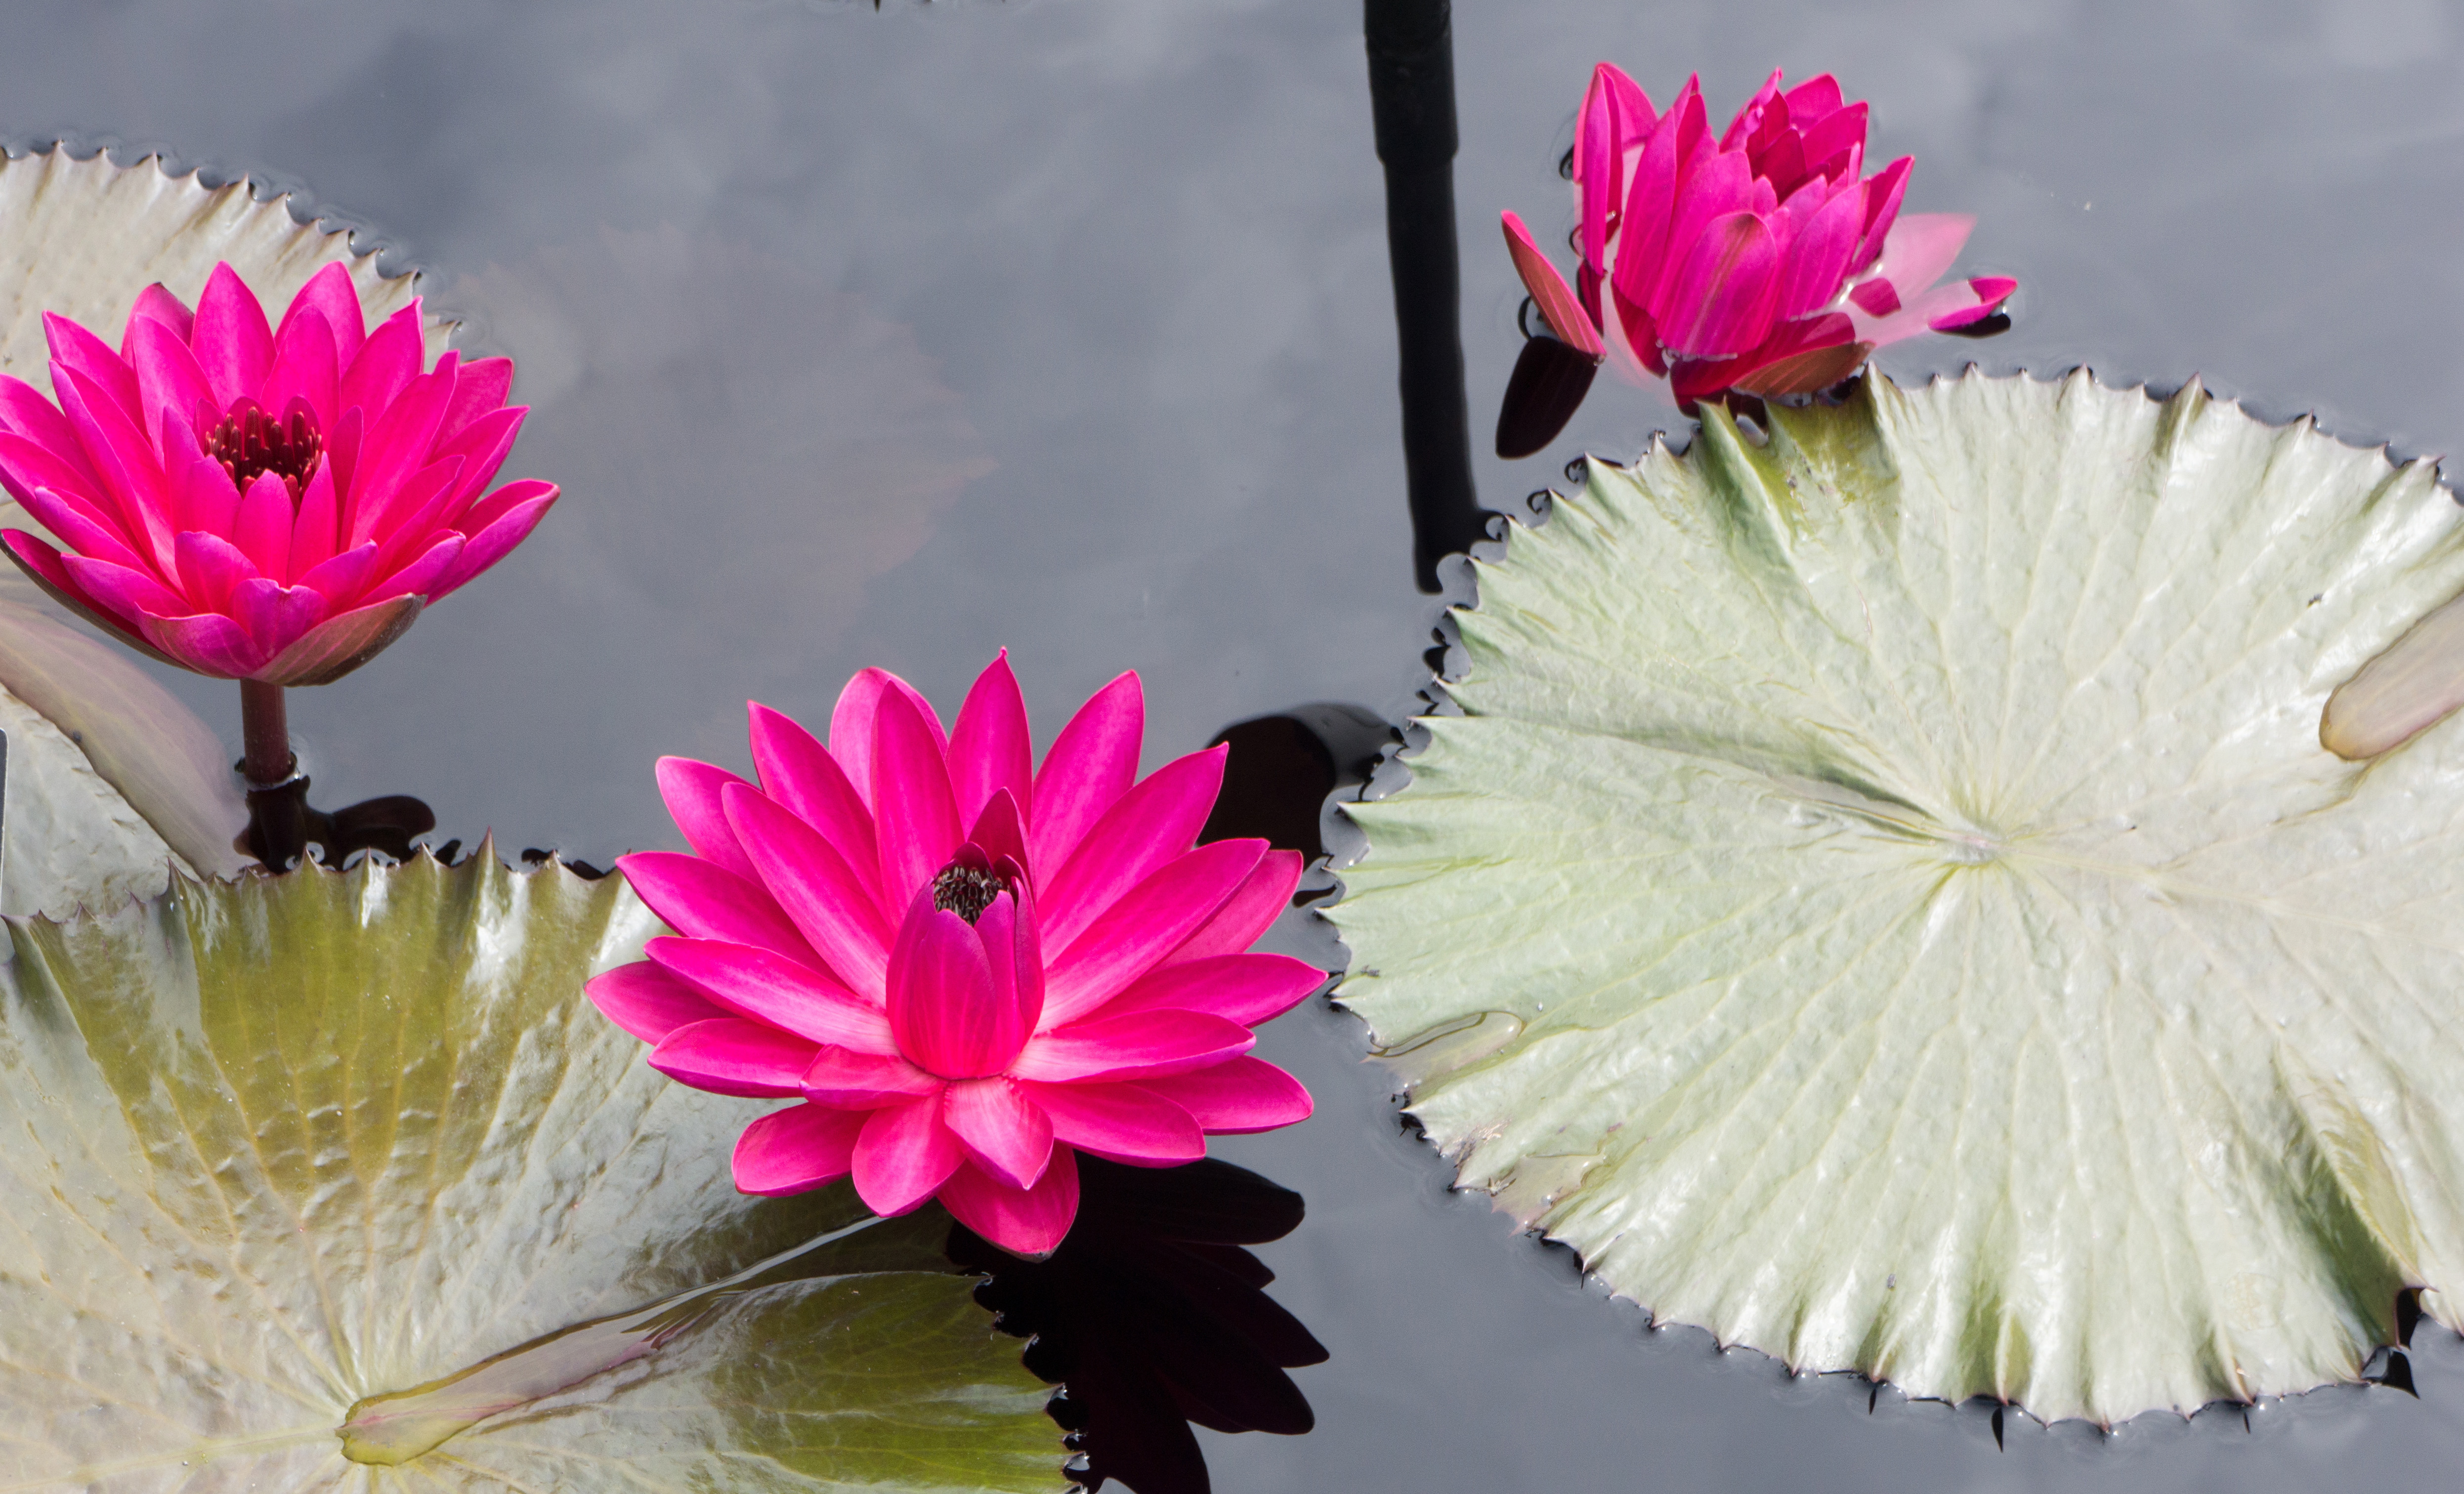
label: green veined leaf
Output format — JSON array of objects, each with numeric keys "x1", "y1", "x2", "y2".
[
  {"x1": 0, "y1": 852, "x2": 1063, "y2": 1491},
  {"x1": 1330, "y1": 370, "x2": 2464, "y2": 1425}
]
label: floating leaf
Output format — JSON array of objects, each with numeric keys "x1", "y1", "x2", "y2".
[
  {"x1": 0, "y1": 853, "x2": 1063, "y2": 1491},
  {"x1": 1330, "y1": 371, "x2": 2464, "y2": 1424}
]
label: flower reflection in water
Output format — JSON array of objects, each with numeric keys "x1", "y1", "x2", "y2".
[{"x1": 951, "y1": 1155, "x2": 1325, "y2": 1494}]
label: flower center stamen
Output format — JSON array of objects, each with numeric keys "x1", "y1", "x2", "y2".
[
  {"x1": 208, "y1": 401, "x2": 324, "y2": 504},
  {"x1": 931, "y1": 864, "x2": 1007, "y2": 924}
]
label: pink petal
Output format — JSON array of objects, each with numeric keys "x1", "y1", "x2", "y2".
[
  {"x1": 1718, "y1": 68, "x2": 1784, "y2": 151},
  {"x1": 851, "y1": 1094, "x2": 965, "y2": 1216},
  {"x1": 937, "y1": 1147, "x2": 1081, "y2": 1258},
  {"x1": 1659, "y1": 211, "x2": 1781, "y2": 359},
  {"x1": 1710, "y1": 313, "x2": 1868, "y2": 400},
  {"x1": 1646, "y1": 145, "x2": 1752, "y2": 321},
  {"x1": 1775, "y1": 181, "x2": 1866, "y2": 320},
  {"x1": 1850, "y1": 157, "x2": 1913, "y2": 275},
  {"x1": 232, "y1": 470, "x2": 294, "y2": 581},
  {"x1": 616, "y1": 850, "x2": 820, "y2": 971},
  {"x1": 263, "y1": 305, "x2": 340, "y2": 425},
  {"x1": 1040, "y1": 838, "x2": 1266, "y2": 1028},
  {"x1": 1027, "y1": 670, "x2": 1143, "y2": 874},
  {"x1": 1848, "y1": 213, "x2": 1979, "y2": 342},
  {"x1": 1133, "y1": 1057, "x2": 1313, "y2": 1134},
  {"x1": 125, "y1": 316, "x2": 218, "y2": 442},
  {"x1": 585, "y1": 960, "x2": 729, "y2": 1044},
  {"x1": 171, "y1": 529, "x2": 260, "y2": 613},
  {"x1": 722, "y1": 782, "x2": 892, "y2": 995},
  {"x1": 344, "y1": 364, "x2": 455, "y2": 546},
  {"x1": 43, "y1": 313, "x2": 142, "y2": 427},
  {"x1": 1098, "y1": 953, "x2": 1324, "y2": 1027},
  {"x1": 1607, "y1": 107, "x2": 1685, "y2": 318},
  {"x1": 655, "y1": 756, "x2": 760, "y2": 883},
  {"x1": 1849, "y1": 278, "x2": 1901, "y2": 317},
  {"x1": 191, "y1": 265, "x2": 275, "y2": 411},
  {"x1": 1501, "y1": 213, "x2": 1606, "y2": 359},
  {"x1": 947, "y1": 649, "x2": 1036, "y2": 830},
  {"x1": 1038, "y1": 744, "x2": 1227, "y2": 953},
  {"x1": 1796, "y1": 101, "x2": 1868, "y2": 178},
  {"x1": 338, "y1": 305, "x2": 422, "y2": 423},
  {"x1": 976, "y1": 882, "x2": 1046, "y2": 1046},
  {"x1": 251, "y1": 593, "x2": 420, "y2": 686},
  {"x1": 288, "y1": 462, "x2": 341, "y2": 579},
  {"x1": 886, "y1": 898, "x2": 1008, "y2": 1078},
  {"x1": 278, "y1": 262, "x2": 366, "y2": 375},
  {"x1": 440, "y1": 356, "x2": 513, "y2": 444},
  {"x1": 733, "y1": 1104, "x2": 866, "y2": 1196},
  {"x1": 800, "y1": 1044, "x2": 941, "y2": 1108},
  {"x1": 943, "y1": 1076, "x2": 1055, "y2": 1189},
  {"x1": 120, "y1": 283, "x2": 195, "y2": 350},
  {"x1": 54, "y1": 368, "x2": 165, "y2": 549},
  {"x1": 137, "y1": 609, "x2": 273, "y2": 679},
  {"x1": 967, "y1": 788, "x2": 1031, "y2": 873},
  {"x1": 1009, "y1": 1010, "x2": 1254, "y2": 1084},
  {"x1": 167, "y1": 439, "x2": 242, "y2": 544},
  {"x1": 358, "y1": 533, "x2": 463, "y2": 606},
  {"x1": 228, "y1": 577, "x2": 330, "y2": 654},
  {"x1": 1782, "y1": 74, "x2": 1844, "y2": 123},
  {"x1": 0, "y1": 414, "x2": 111, "y2": 515},
  {"x1": 645, "y1": 935, "x2": 896, "y2": 1053},
  {"x1": 432, "y1": 406, "x2": 524, "y2": 514},
  {"x1": 62, "y1": 553, "x2": 187, "y2": 622},
  {"x1": 7, "y1": 532, "x2": 155, "y2": 649},
  {"x1": 423, "y1": 482, "x2": 555, "y2": 600},
  {"x1": 1928, "y1": 278, "x2": 2016, "y2": 332},
  {"x1": 829, "y1": 666, "x2": 947, "y2": 806},
  {"x1": 16, "y1": 484, "x2": 147, "y2": 573},
  {"x1": 360, "y1": 456, "x2": 466, "y2": 574},
  {"x1": 1020, "y1": 1079, "x2": 1202, "y2": 1165},
  {"x1": 294, "y1": 540, "x2": 379, "y2": 603},
  {"x1": 1160, "y1": 848, "x2": 1302, "y2": 966},
  {"x1": 747, "y1": 702, "x2": 885, "y2": 918},
  {"x1": 870, "y1": 686, "x2": 964, "y2": 908},
  {"x1": 649, "y1": 1017, "x2": 819, "y2": 1098}
]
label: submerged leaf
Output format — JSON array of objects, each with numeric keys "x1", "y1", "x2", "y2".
[
  {"x1": 0, "y1": 853, "x2": 1062, "y2": 1491},
  {"x1": 1331, "y1": 370, "x2": 2464, "y2": 1424}
]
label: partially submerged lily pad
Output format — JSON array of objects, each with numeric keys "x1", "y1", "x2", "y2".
[
  {"x1": 1330, "y1": 371, "x2": 2464, "y2": 1424},
  {"x1": 0, "y1": 852, "x2": 1062, "y2": 1491}
]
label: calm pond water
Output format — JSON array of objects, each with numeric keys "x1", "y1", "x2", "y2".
[{"x1": 11, "y1": 0, "x2": 2464, "y2": 1487}]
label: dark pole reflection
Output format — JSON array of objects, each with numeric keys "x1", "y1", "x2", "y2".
[
  {"x1": 1365, "y1": 0, "x2": 1491, "y2": 593},
  {"x1": 949, "y1": 1157, "x2": 1326, "y2": 1494}
]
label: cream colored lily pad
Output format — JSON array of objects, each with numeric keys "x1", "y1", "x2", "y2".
[
  {"x1": 1330, "y1": 370, "x2": 2464, "y2": 1424},
  {"x1": 0, "y1": 853, "x2": 1063, "y2": 1491}
]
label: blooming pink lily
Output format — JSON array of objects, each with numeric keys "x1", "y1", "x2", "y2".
[
  {"x1": 0, "y1": 262, "x2": 556, "y2": 684},
  {"x1": 588, "y1": 652, "x2": 1319, "y2": 1258},
  {"x1": 1504, "y1": 65, "x2": 2015, "y2": 411}
]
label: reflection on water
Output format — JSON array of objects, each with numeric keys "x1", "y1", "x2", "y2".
[
  {"x1": 951, "y1": 1156, "x2": 1326, "y2": 1494},
  {"x1": 1200, "y1": 704, "x2": 1392, "y2": 862}
]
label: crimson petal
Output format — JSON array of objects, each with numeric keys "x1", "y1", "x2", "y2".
[
  {"x1": 1021, "y1": 1079, "x2": 1203, "y2": 1165},
  {"x1": 1041, "y1": 838, "x2": 1266, "y2": 1028},
  {"x1": 1133, "y1": 1058, "x2": 1314, "y2": 1134},
  {"x1": 722, "y1": 781, "x2": 892, "y2": 994},
  {"x1": 1099, "y1": 953, "x2": 1325, "y2": 1027},
  {"x1": 851, "y1": 1094, "x2": 965, "y2": 1216},
  {"x1": 1010, "y1": 1010, "x2": 1254, "y2": 1084},
  {"x1": 943, "y1": 1076, "x2": 1056, "y2": 1189},
  {"x1": 654, "y1": 756, "x2": 761, "y2": 883},
  {"x1": 584, "y1": 961, "x2": 729, "y2": 1045},
  {"x1": 1028, "y1": 669, "x2": 1143, "y2": 873},
  {"x1": 648, "y1": 1017, "x2": 819, "y2": 1098},
  {"x1": 1039, "y1": 744, "x2": 1227, "y2": 952},
  {"x1": 645, "y1": 935, "x2": 895, "y2": 1053},
  {"x1": 948, "y1": 648, "x2": 1036, "y2": 830},
  {"x1": 937, "y1": 1147, "x2": 1081, "y2": 1259},
  {"x1": 733, "y1": 1104, "x2": 865, "y2": 1196}
]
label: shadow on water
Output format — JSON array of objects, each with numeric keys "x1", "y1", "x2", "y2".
[
  {"x1": 949, "y1": 1157, "x2": 1327, "y2": 1494},
  {"x1": 1199, "y1": 704, "x2": 1394, "y2": 862}
]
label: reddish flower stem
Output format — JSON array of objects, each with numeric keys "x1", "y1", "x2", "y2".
[{"x1": 239, "y1": 679, "x2": 294, "y2": 786}]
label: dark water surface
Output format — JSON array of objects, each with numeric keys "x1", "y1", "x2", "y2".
[{"x1": 12, "y1": 0, "x2": 2464, "y2": 1487}]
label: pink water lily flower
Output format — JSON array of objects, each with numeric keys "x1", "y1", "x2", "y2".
[
  {"x1": 588, "y1": 652, "x2": 1319, "y2": 1258},
  {"x1": 1503, "y1": 64, "x2": 2015, "y2": 411},
  {"x1": 0, "y1": 261, "x2": 556, "y2": 684}
]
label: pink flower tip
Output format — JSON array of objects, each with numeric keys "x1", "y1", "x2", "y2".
[
  {"x1": 588, "y1": 651, "x2": 1322, "y2": 1258},
  {"x1": 0, "y1": 259, "x2": 555, "y2": 683}
]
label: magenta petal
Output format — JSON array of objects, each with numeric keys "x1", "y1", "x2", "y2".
[
  {"x1": 851, "y1": 1093, "x2": 965, "y2": 1216},
  {"x1": 646, "y1": 936, "x2": 896, "y2": 1053},
  {"x1": 942, "y1": 1076, "x2": 1056, "y2": 1189},
  {"x1": 886, "y1": 899, "x2": 1007, "y2": 1078},
  {"x1": 288, "y1": 462, "x2": 341, "y2": 579},
  {"x1": 733, "y1": 1104, "x2": 865, "y2": 1196},
  {"x1": 1646, "y1": 147, "x2": 1752, "y2": 319},
  {"x1": 747, "y1": 702, "x2": 885, "y2": 916},
  {"x1": 192, "y1": 264, "x2": 275, "y2": 411},
  {"x1": 282, "y1": 262, "x2": 367, "y2": 374},
  {"x1": 828, "y1": 667, "x2": 948, "y2": 806},
  {"x1": 263, "y1": 304, "x2": 340, "y2": 424},
  {"x1": 722, "y1": 782, "x2": 892, "y2": 995},
  {"x1": 947, "y1": 649, "x2": 1037, "y2": 830},
  {"x1": 870, "y1": 686, "x2": 964, "y2": 908},
  {"x1": 1133, "y1": 1057, "x2": 1313, "y2": 1134},
  {"x1": 1021, "y1": 1079, "x2": 1203, "y2": 1165},
  {"x1": 616, "y1": 850, "x2": 821, "y2": 971},
  {"x1": 801, "y1": 1044, "x2": 942, "y2": 1108},
  {"x1": 139, "y1": 609, "x2": 271, "y2": 679},
  {"x1": 125, "y1": 316, "x2": 218, "y2": 441},
  {"x1": 1040, "y1": 838, "x2": 1266, "y2": 1028},
  {"x1": 1849, "y1": 278, "x2": 1901, "y2": 317},
  {"x1": 172, "y1": 529, "x2": 259, "y2": 613},
  {"x1": 1775, "y1": 183, "x2": 1866, "y2": 320},
  {"x1": 1039, "y1": 744, "x2": 1227, "y2": 953},
  {"x1": 1660, "y1": 211, "x2": 1781, "y2": 359},
  {"x1": 1099, "y1": 953, "x2": 1325, "y2": 1027},
  {"x1": 1027, "y1": 670, "x2": 1143, "y2": 873},
  {"x1": 967, "y1": 788, "x2": 1031, "y2": 873},
  {"x1": 423, "y1": 482, "x2": 555, "y2": 600},
  {"x1": 228, "y1": 577, "x2": 330, "y2": 655},
  {"x1": 232, "y1": 471, "x2": 296, "y2": 581},
  {"x1": 1501, "y1": 213, "x2": 1607, "y2": 359},
  {"x1": 347, "y1": 365, "x2": 456, "y2": 541},
  {"x1": 121, "y1": 282, "x2": 196, "y2": 349},
  {"x1": 655, "y1": 757, "x2": 761, "y2": 883},
  {"x1": 1783, "y1": 74, "x2": 1844, "y2": 123},
  {"x1": 18, "y1": 485, "x2": 146, "y2": 572},
  {"x1": 648, "y1": 1017, "x2": 820, "y2": 1099},
  {"x1": 937, "y1": 1148, "x2": 1080, "y2": 1258},
  {"x1": 1851, "y1": 156, "x2": 1913, "y2": 275},
  {"x1": 338, "y1": 306, "x2": 422, "y2": 424},
  {"x1": 62, "y1": 554, "x2": 187, "y2": 622},
  {"x1": 1160, "y1": 848, "x2": 1301, "y2": 967},
  {"x1": 294, "y1": 540, "x2": 379, "y2": 604},
  {"x1": 585, "y1": 961, "x2": 730, "y2": 1044},
  {"x1": 44, "y1": 313, "x2": 142, "y2": 427},
  {"x1": 1009, "y1": 1010, "x2": 1254, "y2": 1083},
  {"x1": 440, "y1": 356, "x2": 514, "y2": 444}
]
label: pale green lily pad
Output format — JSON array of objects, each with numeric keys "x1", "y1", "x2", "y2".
[
  {"x1": 0, "y1": 852, "x2": 1063, "y2": 1491},
  {"x1": 1330, "y1": 370, "x2": 2464, "y2": 1425}
]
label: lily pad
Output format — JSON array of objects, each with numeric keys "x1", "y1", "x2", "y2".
[
  {"x1": 0, "y1": 852, "x2": 1063, "y2": 1491},
  {"x1": 1331, "y1": 371, "x2": 2464, "y2": 1424}
]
